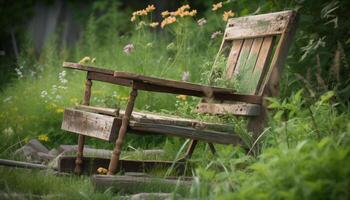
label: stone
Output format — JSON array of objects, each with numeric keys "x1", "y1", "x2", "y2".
[
  {"x1": 48, "y1": 148, "x2": 59, "y2": 156},
  {"x1": 27, "y1": 139, "x2": 49, "y2": 153},
  {"x1": 14, "y1": 145, "x2": 40, "y2": 162},
  {"x1": 37, "y1": 152, "x2": 55, "y2": 162}
]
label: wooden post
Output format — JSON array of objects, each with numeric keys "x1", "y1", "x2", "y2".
[
  {"x1": 108, "y1": 84, "x2": 138, "y2": 175},
  {"x1": 75, "y1": 76, "x2": 92, "y2": 174}
]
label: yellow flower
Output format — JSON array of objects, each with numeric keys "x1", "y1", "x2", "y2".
[
  {"x1": 189, "y1": 10, "x2": 197, "y2": 16},
  {"x1": 38, "y1": 134, "x2": 49, "y2": 142},
  {"x1": 97, "y1": 167, "x2": 108, "y2": 175},
  {"x1": 176, "y1": 95, "x2": 187, "y2": 101},
  {"x1": 161, "y1": 11, "x2": 170, "y2": 18},
  {"x1": 78, "y1": 56, "x2": 91, "y2": 64},
  {"x1": 145, "y1": 4, "x2": 156, "y2": 12},
  {"x1": 149, "y1": 22, "x2": 159, "y2": 28},
  {"x1": 223, "y1": 10, "x2": 235, "y2": 21},
  {"x1": 161, "y1": 16, "x2": 177, "y2": 28},
  {"x1": 56, "y1": 108, "x2": 64, "y2": 113},
  {"x1": 212, "y1": 2, "x2": 223, "y2": 11}
]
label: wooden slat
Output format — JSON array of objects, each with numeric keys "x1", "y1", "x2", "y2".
[
  {"x1": 76, "y1": 105, "x2": 119, "y2": 116},
  {"x1": 63, "y1": 62, "x2": 115, "y2": 75},
  {"x1": 236, "y1": 37, "x2": 264, "y2": 93},
  {"x1": 252, "y1": 36, "x2": 275, "y2": 94},
  {"x1": 61, "y1": 109, "x2": 120, "y2": 141},
  {"x1": 226, "y1": 39, "x2": 244, "y2": 79},
  {"x1": 225, "y1": 10, "x2": 295, "y2": 40},
  {"x1": 129, "y1": 122, "x2": 242, "y2": 145},
  {"x1": 258, "y1": 12, "x2": 298, "y2": 95},
  {"x1": 74, "y1": 105, "x2": 233, "y2": 132},
  {"x1": 233, "y1": 39, "x2": 254, "y2": 77},
  {"x1": 196, "y1": 103, "x2": 261, "y2": 116}
]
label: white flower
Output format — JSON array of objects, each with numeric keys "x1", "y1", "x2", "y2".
[
  {"x1": 182, "y1": 71, "x2": 190, "y2": 82},
  {"x1": 15, "y1": 68, "x2": 23, "y2": 78},
  {"x1": 40, "y1": 90, "x2": 48, "y2": 98},
  {"x1": 123, "y1": 44, "x2": 134, "y2": 55},
  {"x1": 197, "y1": 18, "x2": 207, "y2": 26},
  {"x1": 211, "y1": 31, "x2": 223, "y2": 39}
]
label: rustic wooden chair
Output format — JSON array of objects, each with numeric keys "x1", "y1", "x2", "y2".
[{"x1": 61, "y1": 10, "x2": 298, "y2": 175}]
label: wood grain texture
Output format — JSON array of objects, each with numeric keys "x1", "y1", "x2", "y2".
[
  {"x1": 196, "y1": 102, "x2": 261, "y2": 116},
  {"x1": 253, "y1": 36, "x2": 275, "y2": 94},
  {"x1": 233, "y1": 39, "x2": 254, "y2": 78},
  {"x1": 225, "y1": 10, "x2": 296, "y2": 40},
  {"x1": 62, "y1": 109, "x2": 120, "y2": 141},
  {"x1": 226, "y1": 39, "x2": 244, "y2": 79},
  {"x1": 129, "y1": 121, "x2": 242, "y2": 145}
]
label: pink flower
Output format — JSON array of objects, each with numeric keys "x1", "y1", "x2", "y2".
[{"x1": 123, "y1": 44, "x2": 134, "y2": 54}]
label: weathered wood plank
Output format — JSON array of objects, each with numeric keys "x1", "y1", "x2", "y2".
[
  {"x1": 252, "y1": 36, "x2": 275, "y2": 94},
  {"x1": 61, "y1": 109, "x2": 120, "y2": 141},
  {"x1": 258, "y1": 11, "x2": 298, "y2": 95},
  {"x1": 225, "y1": 10, "x2": 296, "y2": 40},
  {"x1": 233, "y1": 39, "x2": 254, "y2": 78},
  {"x1": 92, "y1": 175, "x2": 192, "y2": 194},
  {"x1": 75, "y1": 105, "x2": 234, "y2": 133},
  {"x1": 76, "y1": 105, "x2": 119, "y2": 116},
  {"x1": 237, "y1": 37, "x2": 264, "y2": 94},
  {"x1": 226, "y1": 39, "x2": 244, "y2": 79},
  {"x1": 129, "y1": 122, "x2": 242, "y2": 145},
  {"x1": 63, "y1": 62, "x2": 115, "y2": 75},
  {"x1": 196, "y1": 102, "x2": 261, "y2": 116}
]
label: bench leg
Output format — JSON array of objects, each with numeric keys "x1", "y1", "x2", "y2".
[
  {"x1": 178, "y1": 139, "x2": 198, "y2": 162},
  {"x1": 75, "y1": 78, "x2": 92, "y2": 175},
  {"x1": 208, "y1": 143, "x2": 216, "y2": 155},
  {"x1": 108, "y1": 88, "x2": 138, "y2": 175}
]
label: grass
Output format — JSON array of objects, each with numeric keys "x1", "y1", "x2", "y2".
[{"x1": 1, "y1": 1, "x2": 350, "y2": 199}]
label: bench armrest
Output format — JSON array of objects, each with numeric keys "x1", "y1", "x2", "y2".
[{"x1": 63, "y1": 62, "x2": 262, "y2": 104}]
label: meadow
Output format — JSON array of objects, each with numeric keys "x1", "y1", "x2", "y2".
[{"x1": 0, "y1": 1, "x2": 349, "y2": 199}]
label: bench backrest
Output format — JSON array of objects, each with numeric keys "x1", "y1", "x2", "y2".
[{"x1": 213, "y1": 10, "x2": 298, "y2": 95}]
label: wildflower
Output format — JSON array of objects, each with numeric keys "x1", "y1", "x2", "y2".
[
  {"x1": 3, "y1": 96, "x2": 12, "y2": 103},
  {"x1": 161, "y1": 11, "x2": 170, "y2": 18},
  {"x1": 123, "y1": 44, "x2": 134, "y2": 55},
  {"x1": 223, "y1": 10, "x2": 235, "y2": 21},
  {"x1": 145, "y1": 4, "x2": 156, "y2": 13},
  {"x1": 97, "y1": 167, "x2": 108, "y2": 175},
  {"x1": 211, "y1": 31, "x2": 223, "y2": 39},
  {"x1": 130, "y1": 15, "x2": 136, "y2": 22},
  {"x1": 56, "y1": 108, "x2": 64, "y2": 113},
  {"x1": 59, "y1": 70, "x2": 68, "y2": 84},
  {"x1": 149, "y1": 22, "x2": 159, "y2": 28},
  {"x1": 15, "y1": 68, "x2": 23, "y2": 79},
  {"x1": 176, "y1": 95, "x2": 187, "y2": 101},
  {"x1": 40, "y1": 90, "x2": 48, "y2": 98},
  {"x1": 197, "y1": 18, "x2": 207, "y2": 26},
  {"x1": 182, "y1": 71, "x2": 190, "y2": 82},
  {"x1": 38, "y1": 134, "x2": 49, "y2": 142},
  {"x1": 78, "y1": 56, "x2": 91, "y2": 64},
  {"x1": 212, "y1": 2, "x2": 223, "y2": 11},
  {"x1": 3, "y1": 127, "x2": 14, "y2": 136},
  {"x1": 189, "y1": 10, "x2": 197, "y2": 16},
  {"x1": 161, "y1": 16, "x2": 177, "y2": 28}
]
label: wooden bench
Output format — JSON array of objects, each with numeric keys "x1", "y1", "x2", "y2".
[{"x1": 61, "y1": 10, "x2": 298, "y2": 175}]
